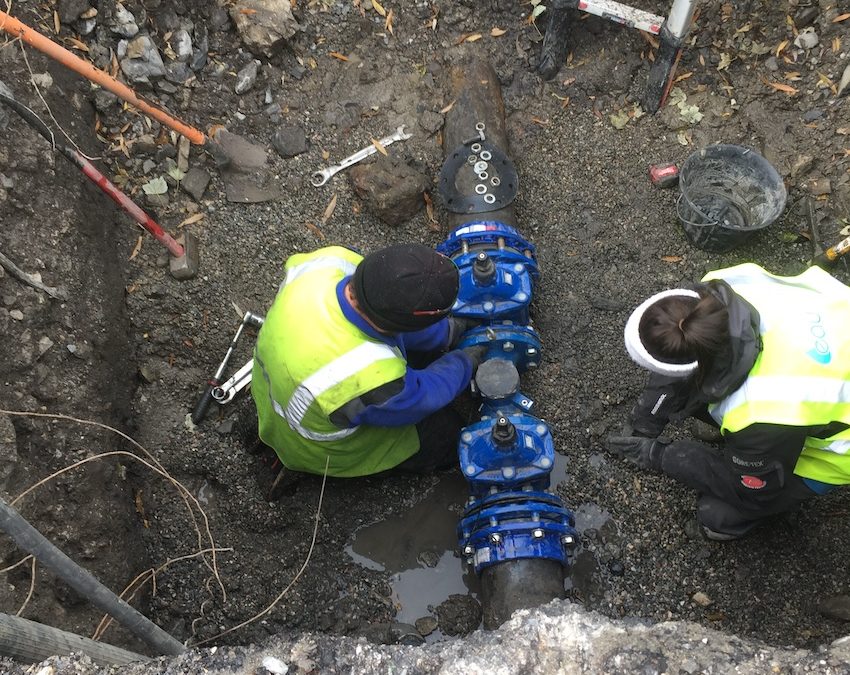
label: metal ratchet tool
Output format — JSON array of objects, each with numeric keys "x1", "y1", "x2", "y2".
[
  {"x1": 311, "y1": 125, "x2": 413, "y2": 187},
  {"x1": 190, "y1": 311, "x2": 264, "y2": 424},
  {"x1": 212, "y1": 359, "x2": 254, "y2": 404}
]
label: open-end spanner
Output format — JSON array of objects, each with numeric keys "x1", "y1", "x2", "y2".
[{"x1": 311, "y1": 125, "x2": 413, "y2": 187}]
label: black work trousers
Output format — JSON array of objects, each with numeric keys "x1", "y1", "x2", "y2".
[
  {"x1": 658, "y1": 441, "x2": 817, "y2": 537},
  {"x1": 632, "y1": 373, "x2": 817, "y2": 537},
  {"x1": 392, "y1": 406, "x2": 464, "y2": 474}
]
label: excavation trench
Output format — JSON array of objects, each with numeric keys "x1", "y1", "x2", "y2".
[{"x1": 2, "y1": 0, "x2": 850, "y2": 669}]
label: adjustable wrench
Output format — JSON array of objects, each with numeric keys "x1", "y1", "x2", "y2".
[{"x1": 311, "y1": 125, "x2": 412, "y2": 187}]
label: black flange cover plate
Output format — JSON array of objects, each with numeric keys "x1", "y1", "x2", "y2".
[{"x1": 438, "y1": 141, "x2": 519, "y2": 214}]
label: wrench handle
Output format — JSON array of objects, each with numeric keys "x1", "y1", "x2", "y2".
[{"x1": 191, "y1": 382, "x2": 217, "y2": 424}]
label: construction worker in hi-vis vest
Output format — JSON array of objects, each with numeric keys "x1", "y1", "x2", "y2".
[
  {"x1": 608, "y1": 263, "x2": 850, "y2": 541},
  {"x1": 251, "y1": 244, "x2": 484, "y2": 478}
]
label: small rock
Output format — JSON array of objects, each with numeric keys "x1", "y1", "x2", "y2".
[
  {"x1": 271, "y1": 126, "x2": 308, "y2": 158},
  {"x1": 434, "y1": 594, "x2": 482, "y2": 637},
  {"x1": 691, "y1": 591, "x2": 713, "y2": 607},
  {"x1": 9, "y1": 310, "x2": 23, "y2": 321},
  {"x1": 414, "y1": 616, "x2": 438, "y2": 636},
  {"x1": 138, "y1": 364, "x2": 159, "y2": 383},
  {"x1": 156, "y1": 80, "x2": 178, "y2": 95},
  {"x1": 145, "y1": 192, "x2": 170, "y2": 208},
  {"x1": 838, "y1": 64, "x2": 850, "y2": 98},
  {"x1": 216, "y1": 419, "x2": 235, "y2": 435},
  {"x1": 322, "y1": 101, "x2": 361, "y2": 131},
  {"x1": 802, "y1": 108, "x2": 824, "y2": 122},
  {"x1": 209, "y1": 7, "x2": 231, "y2": 32},
  {"x1": 764, "y1": 56, "x2": 779, "y2": 72},
  {"x1": 120, "y1": 36, "x2": 166, "y2": 84},
  {"x1": 0, "y1": 81, "x2": 10, "y2": 129},
  {"x1": 142, "y1": 159, "x2": 157, "y2": 174},
  {"x1": 134, "y1": 134, "x2": 158, "y2": 154},
  {"x1": 31, "y1": 73, "x2": 53, "y2": 90},
  {"x1": 230, "y1": 0, "x2": 300, "y2": 58},
  {"x1": 37, "y1": 336, "x2": 54, "y2": 356},
  {"x1": 0, "y1": 415, "x2": 18, "y2": 488},
  {"x1": 794, "y1": 6, "x2": 819, "y2": 28},
  {"x1": 608, "y1": 560, "x2": 625, "y2": 576},
  {"x1": 191, "y1": 25, "x2": 209, "y2": 72},
  {"x1": 78, "y1": 18, "x2": 97, "y2": 35},
  {"x1": 794, "y1": 28, "x2": 819, "y2": 50},
  {"x1": 349, "y1": 155, "x2": 430, "y2": 227},
  {"x1": 165, "y1": 62, "x2": 194, "y2": 85},
  {"x1": 181, "y1": 167, "x2": 211, "y2": 201},
  {"x1": 418, "y1": 110, "x2": 443, "y2": 135},
  {"x1": 235, "y1": 60, "x2": 260, "y2": 94},
  {"x1": 417, "y1": 550, "x2": 440, "y2": 568},
  {"x1": 818, "y1": 594, "x2": 850, "y2": 621},
  {"x1": 168, "y1": 29, "x2": 193, "y2": 62},
  {"x1": 93, "y1": 89, "x2": 118, "y2": 112},
  {"x1": 67, "y1": 341, "x2": 92, "y2": 359},
  {"x1": 791, "y1": 154, "x2": 814, "y2": 178},
  {"x1": 111, "y1": 3, "x2": 139, "y2": 38},
  {"x1": 808, "y1": 178, "x2": 832, "y2": 196},
  {"x1": 57, "y1": 0, "x2": 91, "y2": 24}
]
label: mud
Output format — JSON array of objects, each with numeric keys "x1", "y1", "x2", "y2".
[{"x1": 0, "y1": 0, "x2": 849, "y2": 664}]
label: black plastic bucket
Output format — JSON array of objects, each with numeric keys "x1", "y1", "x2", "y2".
[{"x1": 677, "y1": 144, "x2": 787, "y2": 253}]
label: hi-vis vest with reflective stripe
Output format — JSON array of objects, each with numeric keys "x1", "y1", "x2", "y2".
[
  {"x1": 705, "y1": 263, "x2": 850, "y2": 485},
  {"x1": 251, "y1": 246, "x2": 419, "y2": 477}
]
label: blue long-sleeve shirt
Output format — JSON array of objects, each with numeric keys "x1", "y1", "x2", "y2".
[{"x1": 332, "y1": 277, "x2": 473, "y2": 428}]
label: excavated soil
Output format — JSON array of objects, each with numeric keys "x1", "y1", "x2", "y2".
[{"x1": 1, "y1": 0, "x2": 849, "y2": 662}]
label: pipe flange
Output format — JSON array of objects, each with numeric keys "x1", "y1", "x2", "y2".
[{"x1": 439, "y1": 141, "x2": 519, "y2": 213}]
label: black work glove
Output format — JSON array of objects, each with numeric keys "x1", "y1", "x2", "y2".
[
  {"x1": 447, "y1": 317, "x2": 479, "y2": 349},
  {"x1": 461, "y1": 345, "x2": 488, "y2": 371},
  {"x1": 606, "y1": 435, "x2": 667, "y2": 471}
]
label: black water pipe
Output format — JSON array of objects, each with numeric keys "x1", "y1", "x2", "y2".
[
  {"x1": 0, "y1": 497, "x2": 185, "y2": 657},
  {"x1": 0, "y1": 612, "x2": 148, "y2": 665}
]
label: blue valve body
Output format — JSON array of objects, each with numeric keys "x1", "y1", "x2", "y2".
[{"x1": 443, "y1": 219, "x2": 577, "y2": 576}]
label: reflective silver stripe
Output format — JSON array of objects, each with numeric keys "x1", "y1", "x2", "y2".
[
  {"x1": 258, "y1": 341, "x2": 399, "y2": 442},
  {"x1": 809, "y1": 438, "x2": 850, "y2": 455},
  {"x1": 711, "y1": 375, "x2": 850, "y2": 425},
  {"x1": 282, "y1": 256, "x2": 357, "y2": 290}
]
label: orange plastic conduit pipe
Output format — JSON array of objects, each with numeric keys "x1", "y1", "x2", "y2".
[{"x1": 0, "y1": 10, "x2": 207, "y2": 145}]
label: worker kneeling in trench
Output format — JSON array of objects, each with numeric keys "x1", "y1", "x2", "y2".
[
  {"x1": 609, "y1": 262, "x2": 850, "y2": 541},
  {"x1": 250, "y1": 243, "x2": 484, "y2": 478}
]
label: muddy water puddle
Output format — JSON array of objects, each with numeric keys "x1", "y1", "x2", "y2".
[{"x1": 346, "y1": 454, "x2": 617, "y2": 636}]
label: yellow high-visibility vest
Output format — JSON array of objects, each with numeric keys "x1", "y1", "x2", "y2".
[
  {"x1": 251, "y1": 246, "x2": 418, "y2": 477},
  {"x1": 705, "y1": 264, "x2": 850, "y2": 485}
]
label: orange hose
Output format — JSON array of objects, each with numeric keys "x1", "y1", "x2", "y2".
[{"x1": 0, "y1": 10, "x2": 207, "y2": 145}]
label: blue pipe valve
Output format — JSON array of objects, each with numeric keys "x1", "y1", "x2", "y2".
[{"x1": 443, "y1": 219, "x2": 578, "y2": 579}]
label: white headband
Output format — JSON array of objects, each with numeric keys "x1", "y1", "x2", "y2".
[{"x1": 624, "y1": 289, "x2": 700, "y2": 377}]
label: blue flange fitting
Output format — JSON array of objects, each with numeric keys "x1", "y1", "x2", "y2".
[{"x1": 442, "y1": 220, "x2": 578, "y2": 578}]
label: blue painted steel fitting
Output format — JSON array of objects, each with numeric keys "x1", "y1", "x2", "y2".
[
  {"x1": 437, "y1": 221, "x2": 539, "y2": 325},
  {"x1": 443, "y1": 220, "x2": 578, "y2": 577}
]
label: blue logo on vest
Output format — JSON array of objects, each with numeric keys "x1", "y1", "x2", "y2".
[{"x1": 806, "y1": 312, "x2": 831, "y2": 364}]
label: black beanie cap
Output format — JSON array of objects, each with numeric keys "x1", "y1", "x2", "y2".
[{"x1": 352, "y1": 243, "x2": 459, "y2": 333}]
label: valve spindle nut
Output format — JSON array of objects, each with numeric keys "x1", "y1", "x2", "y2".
[
  {"x1": 532, "y1": 529, "x2": 545, "y2": 539},
  {"x1": 490, "y1": 533, "x2": 502, "y2": 544},
  {"x1": 463, "y1": 545, "x2": 474, "y2": 555},
  {"x1": 562, "y1": 534, "x2": 576, "y2": 547}
]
